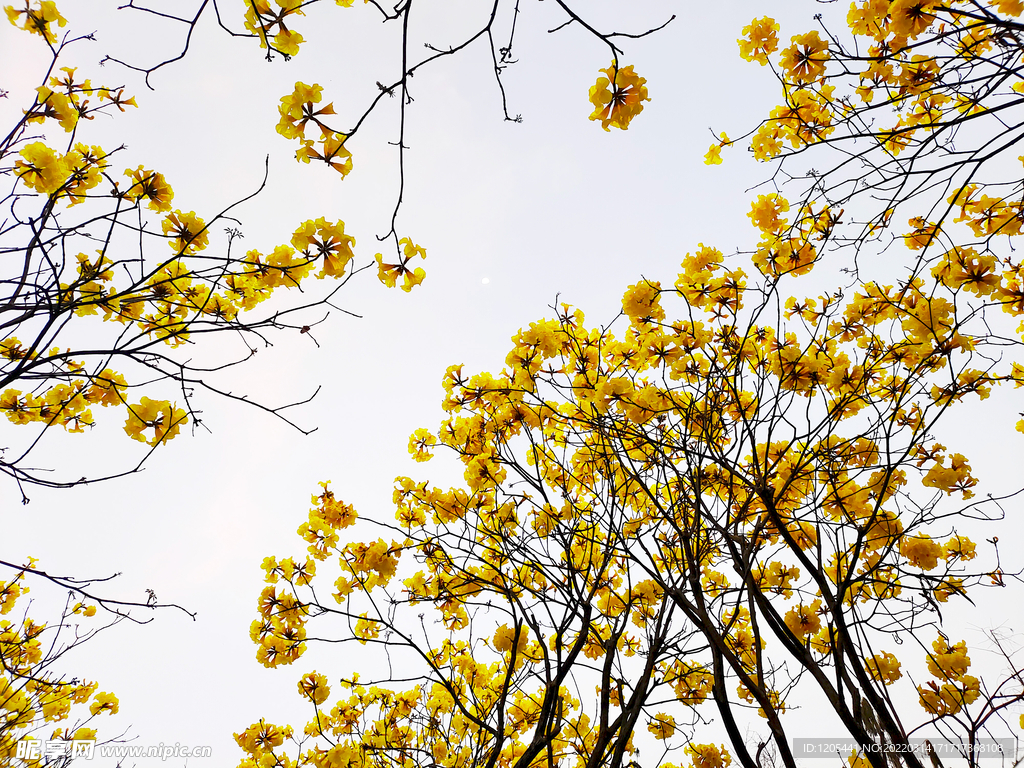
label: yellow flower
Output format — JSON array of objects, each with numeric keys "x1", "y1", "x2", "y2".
[
  {"x1": 933, "y1": 577, "x2": 965, "y2": 603},
  {"x1": 290, "y1": 217, "x2": 355, "y2": 279},
  {"x1": 588, "y1": 63, "x2": 650, "y2": 131},
  {"x1": 72, "y1": 601, "x2": 98, "y2": 617},
  {"x1": 665, "y1": 661, "x2": 713, "y2": 705},
  {"x1": 277, "y1": 81, "x2": 334, "y2": 139},
  {"x1": 264, "y1": 244, "x2": 314, "y2": 288},
  {"x1": 900, "y1": 534, "x2": 943, "y2": 570},
  {"x1": 297, "y1": 672, "x2": 330, "y2": 705},
  {"x1": 926, "y1": 636, "x2": 971, "y2": 681},
  {"x1": 162, "y1": 210, "x2": 209, "y2": 254},
  {"x1": 704, "y1": 144, "x2": 723, "y2": 165},
  {"x1": 234, "y1": 720, "x2": 292, "y2": 755},
  {"x1": 274, "y1": 28, "x2": 303, "y2": 56},
  {"x1": 123, "y1": 166, "x2": 174, "y2": 212},
  {"x1": 748, "y1": 194, "x2": 790, "y2": 234},
  {"x1": 688, "y1": 743, "x2": 732, "y2": 768},
  {"x1": 123, "y1": 397, "x2": 188, "y2": 446},
  {"x1": 30, "y1": 85, "x2": 78, "y2": 131},
  {"x1": 784, "y1": 599, "x2": 822, "y2": 638},
  {"x1": 296, "y1": 131, "x2": 352, "y2": 177},
  {"x1": 5, "y1": 0, "x2": 67, "y2": 43},
  {"x1": 244, "y1": 0, "x2": 305, "y2": 55},
  {"x1": 865, "y1": 652, "x2": 902, "y2": 685},
  {"x1": 918, "y1": 677, "x2": 980, "y2": 716},
  {"x1": 492, "y1": 623, "x2": 528, "y2": 655},
  {"x1": 648, "y1": 713, "x2": 676, "y2": 740},
  {"x1": 407, "y1": 427, "x2": 436, "y2": 462},
  {"x1": 943, "y1": 535, "x2": 976, "y2": 562},
  {"x1": 622, "y1": 280, "x2": 663, "y2": 322},
  {"x1": 921, "y1": 454, "x2": 974, "y2": 501},
  {"x1": 1, "y1": 580, "x2": 25, "y2": 614},
  {"x1": 889, "y1": 0, "x2": 938, "y2": 40},
  {"x1": 902, "y1": 216, "x2": 941, "y2": 251},
  {"x1": 738, "y1": 17, "x2": 780, "y2": 65},
  {"x1": 15, "y1": 142, "x2": 68, "y2": 195},
  {"x1": 353, "y1": 614, "x2": 380, "y2": 644},
  {"x1": 375, "y1": 237, "x2": 427, "y2": 292},
  {"x1": 780, "y1": 31, "x2": 829, "y2": 83},
  {"x1": 88, "y1": 691, "x2": 119, "y2": 715}
]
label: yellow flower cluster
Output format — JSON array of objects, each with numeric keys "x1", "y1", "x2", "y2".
[
  {"x1": 4, "y1": 0, "x2": 65, "y2": 43},
  {"x1": 921, "y1": 452, "x2": 978, "y2": 499},
  {"x1": 277, "y1": 81, "x2": 353, "y2": 178},
  {"x1": 648, "y1": 712, "x2": 676, "y2": 740},
  {"x1": 123, "y1": 397, "x2": 188, "y2": 447},
  {"x1": 241, "y1": 0, "x2": 368, "y2": 58},
  {"x1": 588, "y1": 63, "x2": 650, "y2": 131},
  {"x1": 688, "y1": 743, "x2": 733, "y2": 768},
  {"x1": 752, "y1": 561, "x2": 800, "y2": 598},
  {"x1": 0, "y1": 366, "x2": 126, "y2": 434},
  {"x1": 784, "y1": 599, "x2": 823, "y2": 638},
  {"x1": 10, "y1": 66, "x2": 137, "y2": 203},
  {"x1": 252, "y1": 581, "x2": 310, "y2": 669},
  {"x1": 243, "y1": 0, "x2": 306, "y2": 56},
  {"x1": 918, "y1": 635, "x2": 981, "y2": 716},
  {"x1": 747, "y1": 193, "x2": 836, "y2": 277},
  {"x1": 376, "y1": 238, "x2": 427, "y2": 292},
  {"x1": 865, "y1": 651, "x2": 903, "y2": 685},
  {"x1": 663, "y1": 661, "x2": 714, "y2": 706},
  {"x1": 779, "y1": 31, "x2": 830, "y2": 84},
  {"x1": 738, "y1": 17, "x2": 780, "y2": 66},
  {"x1": 233, "y1": 720, "x2": 294, "y2": 767},
  {"x1": 14, "y1": 141, "x2": 114, "y2": 204},
  {"x1": 741, "y1": 2, "x2": 1024, "y2": 166}
]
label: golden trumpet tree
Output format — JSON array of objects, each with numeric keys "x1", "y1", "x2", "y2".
[
  {"x1": 2, "y1": 0, "x2": 669, "y2": 756},
  {"x1": 244, "y1": 241, "x2": 1024, "y2": 767},
  {"x1": 243, "y1": 2, "x2": 1024, "y2": 767}
]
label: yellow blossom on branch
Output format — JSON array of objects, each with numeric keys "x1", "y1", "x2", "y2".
[
  {"x1": 123, "y1": 397, "x2": 188, "y2": 446},
  {"x1": 738, "y1": 17, "x2": 780, "y2": 65},
  {"x1": 376, "y1": 238, "x2": 426, "y2": 292},
  {"x1": 588, "y1": 63, "x2": 650, "y2": 131},
  {"x1": 4, "y1": 0, "x2": 67, "y2": 43}
]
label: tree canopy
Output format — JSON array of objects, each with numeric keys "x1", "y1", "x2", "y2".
[
  {"x1": 0, "y1": 0, "x2": 673, "y2": 757},
  {"x1": 2, "y1": 0, "x2": 1024, "y2": 765},
  {"x1": 240, "y1": 2, "x2": 1024, "y2": 768}
]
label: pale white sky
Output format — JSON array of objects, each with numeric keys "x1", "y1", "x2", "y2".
[{"x1": 1, "y1": 2, "x2": 1021, "y2": 766}]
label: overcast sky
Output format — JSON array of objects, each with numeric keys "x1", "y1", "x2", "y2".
[{"x1": 2, "y1": 2, "x2": 1022, "y2": 765}]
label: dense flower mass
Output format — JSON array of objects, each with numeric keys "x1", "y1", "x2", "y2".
[
  {"x1": 244, "y1": 211, "x2": 1021, "y2": 764},
  {"x1": 234, "y1": 3, "x2": 1024, "y2": 765},
  {"x1": 5, "y1": 1, "x2": 1024, "y2": 766}
]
